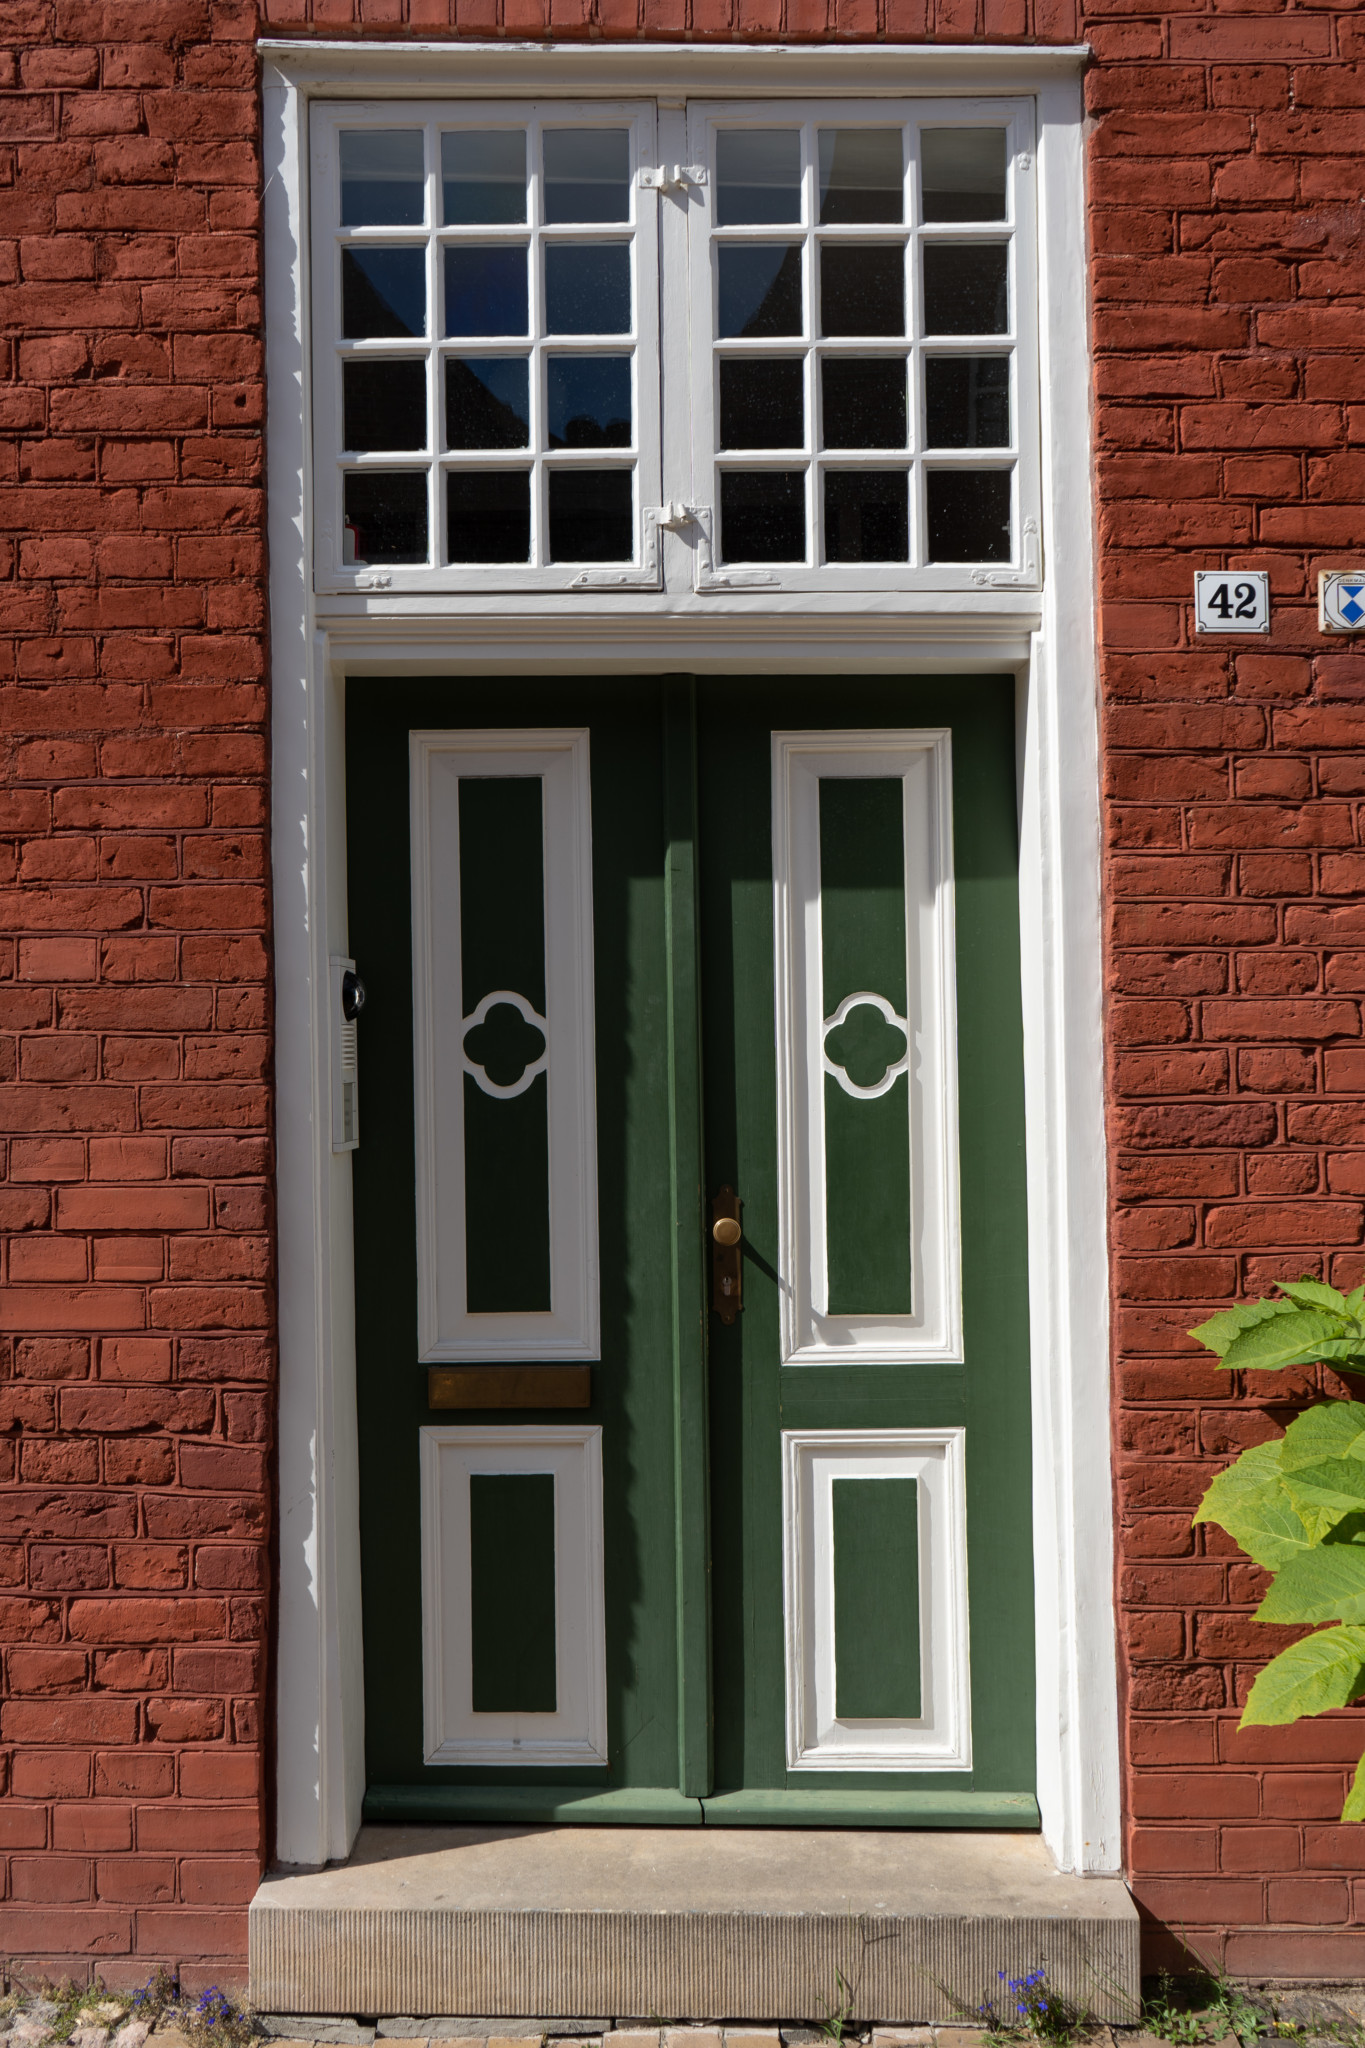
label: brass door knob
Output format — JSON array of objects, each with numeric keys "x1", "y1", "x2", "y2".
[{"x1": 712, "y1": 1215, "x2": 742, "y2": 1247}]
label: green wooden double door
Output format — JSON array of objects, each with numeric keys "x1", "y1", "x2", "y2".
[{"x1": 348, "y1": 672, "x2": 1036, "y2": 1826}]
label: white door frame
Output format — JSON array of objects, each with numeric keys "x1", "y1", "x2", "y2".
[{"x1": 262, "y1": 36, "x2": 1119, "y2": 1876}]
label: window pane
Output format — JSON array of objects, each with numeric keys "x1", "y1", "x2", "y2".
[
  {"x1": 548, "y1": 469, "x2": 633, "y2": 560},
  {"x1": 824, "y1": 470, "x2": 908, "y2": 562},
  {"x1": 447, "y1": 470, "x2": 531, "y2": 562},
  {"x1": 821, "y1": 357, "x2": 906, "y2": 449},
  {"x1": 342, "y1": 248, "x2": 426, "y2": 339},
  {"x1": 544, "y1": 129, "x2": 630, "y2": 224},
  {"x1": 717, "y1": 244, "x2": 802, "y2": 339},
  {"x1": 445, "y1": 358, "x2": 530, "y2": 450},
  {"x1": 922, "y1": 245, "x2": 1008, "y2": 335},
  {"x1": 340, "y1": 130, "x2": 424, "y2": 228},
  {"x1": 343, "y1": 359, "x2": 426, "y2": 452},
  {"x1": 716, "y1": 130, "x2": 801, "y2": 226},
  {"x1": 820, "y1": 245, "x2": 904, "y2": 337},
  {"x1": 926, "y1": 469, "x2": 1011, "y2": 561},
  {"x1": 921, "y1": 129, "x2": 1008, "y2": 223},
  {"x1": 545, "y1": 245, "x2": 631, "y2": 335},
  {"x1": 719, "y1": 470, "x2": 806, "y2": 562},
  {"x1": 719, "y1": 358, "x2": 804, "y2": 449},
  {"x1": 344, "y1": 470, "x2": 428, "y2": 564},
  {"x1": 818, "y1": 129, "x2": 903, "y2": 225},
  {"x1": 445, "y1": 246, "x2": 529, "y2": 337},
  {"x1": 924, "y1": 356, "x2": 1010, "y2": 447},
  {"x1": 442, "y1": 130, "x2": 526, "y2": 226},
  {"x1": 546, "y1": 356, "x2": 632, "y2": 450}
]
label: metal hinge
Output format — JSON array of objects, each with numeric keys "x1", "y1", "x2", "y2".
[
  {"x1": 571, "y1": 503, "x2": 687, "y2": 590},
  {"x1": 687, "y1": 503, "x2": 778, "y2": 592},
  {"x1": 971, "y1": 516, "x2": 1041, "y2": 590},
  {"x1": 638, "y1": 164, "x2": 707, "y2": 192}
]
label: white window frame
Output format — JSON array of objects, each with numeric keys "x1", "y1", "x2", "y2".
[
  {"x1": 311, "y1": 98, "x2": 661, "y2": 595},
  {"x1": 264, "y1": 36, "x2": 1117, "y2": 1891},
  {"x1": 686, "y1": 97, "x2": 1039, "y2": 595}
]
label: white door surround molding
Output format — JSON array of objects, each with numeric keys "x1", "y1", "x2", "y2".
[{"x1": 263, "y1": 39, "x2": 1118, "y2": 1876}]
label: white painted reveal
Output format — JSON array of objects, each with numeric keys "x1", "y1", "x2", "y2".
[
  {"x1": 782, "y1": 1426, "x2": 970, "y2": 1771},
  {"x1": 410, "y1": 729, "x2": 600, "y2": 1362},
  {"x1": 420, "y1": 1423, "x2": 608, "y2": 1766},
  {"x1": 772, "y1": 729, "x2": 961, "y2": 1364}
]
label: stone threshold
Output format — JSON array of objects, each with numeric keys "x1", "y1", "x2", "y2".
[{"x1": 249, "y1": 1825, "x2": 1139, "y2": 2025}]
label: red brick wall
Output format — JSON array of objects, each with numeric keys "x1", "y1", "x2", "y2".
[{"x1": 3, "y1": 0, "x2": 1365, "y2": 1993}]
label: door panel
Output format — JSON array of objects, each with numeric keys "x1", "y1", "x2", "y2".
[
  {"x1": 347, "y1": 670, "x2": 1034, "y2": 1824},
  {"x1": 698, "y1": 673, "x2": 1034, "y2": 1808}
]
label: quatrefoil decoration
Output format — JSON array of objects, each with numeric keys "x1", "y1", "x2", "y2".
[
  {"x1": 461, "y1": 990, "x2": 549, "y2": 1099},
  {"x1": 822, "y1": 991, "x2": 911, "y2": 1099}
]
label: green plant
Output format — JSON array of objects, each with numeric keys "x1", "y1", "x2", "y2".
[
  {"x1": 1141, "y1": 1965, "x2": 1266, "y2": 2047},
  {"x1": 813, "y1": 1968, "x2": 856, "y2": 2043},
  {"x1": 1192, "y1": 1278, "x2": 1365, "y2": 1823}
]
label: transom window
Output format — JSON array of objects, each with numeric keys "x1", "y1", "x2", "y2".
[{"x1": 310, "y1": 97, "x2": 1037, "y2": 597}]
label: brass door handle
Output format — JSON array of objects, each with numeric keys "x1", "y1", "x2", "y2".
[{"x1": 711, "y1": 1186, "x2": 742, "y2": 1323}]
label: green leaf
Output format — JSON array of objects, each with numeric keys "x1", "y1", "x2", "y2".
[
  {"x1": 1341, "y1": 1751, "x2": 1365, "y2": 1824},
  {"x1": 1190, "y1": 1299, "x2": 1297, "y2": 1358},
  {"x1": 1310, "y1": 1337, "x2": 1365, "y2": 1369},
  {"x1": 1280, "y1": 1462, "x2": 1365, "y2": 1516},
  {"x1": 1277, "y1": 1279, "x2": 1350, "y2": 1314},
  {"x1": 1221, "y1": 1309, "x2": 1351, "y2": 1374},
  {"x1": 1240, "y1": 1624, "x2": 1365, "y2": 1727},
  {"x1": 1258, "y1": 1546, "x2": 1365, "y2": 1625},
  {"x1": 1346, "y1": 1287, "x2": 1365, "y2": 1320},
  {"x1": 1280, "y1": 1401, "x2": 1365, "y2": 1471},
  {"x1": 1194, "y1": 1438, "x2": 1328, "y2": 1569}
]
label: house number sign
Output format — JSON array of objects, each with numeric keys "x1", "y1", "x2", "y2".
[{"x1": 1194, "y1": 570, "x2": 1270, "y2": 635}]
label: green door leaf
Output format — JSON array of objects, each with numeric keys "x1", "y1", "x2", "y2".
[
  {"x1": 1258, "y1": 1545, "x2": 1365, "y2": 1626},
  {"x1": 1240, "y1": 1624, "x2": 1365, "y2": 1727}
]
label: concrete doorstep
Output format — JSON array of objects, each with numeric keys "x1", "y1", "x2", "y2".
[{"x1": 248, "y1": 1827, "x2": 1139, "y2": 2024}]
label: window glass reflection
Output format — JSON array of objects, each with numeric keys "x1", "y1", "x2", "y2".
[
  {"x1": 442, "y1": 130, "x2": 526, "y2": 225},
  {"x1": 545, "y1": 245, "x2": 631, "y2": 334},
  {"x1": 717, "y1": 245, "x2": 802, "y2": 339},
  {"x1": 445, "y1": 246, "x2": 529, "y2": 337},
  {"x1": 344, "y1": 470, "x2": 428, "y2": 563},
  {"x1": 921, "y1": 129, "x2": 1008, "y2": 223},
  {"x1": 343, "y1": 358, "x2": 426, "y2": 452},
  {"x1": 342, "y1": 248, "x2": 426, "y2": 339},
  {"x1": 926, "y1": 468, "x2": 1011, "y2": 560},
  {"x1": 824, "y1": 470, "x2": 908, "y2": 562},
  {"x1": 544, "y1": 130, "x2": 630, "y2": 223},
  {"x1": 716, "y1": 130, "x2": 802, "y2": 226},
  {"x1": 719, "y1": 358, "x2": 804, "y2": 449},
  {"x1": 924, "y1": 356, "x2": 1010, "y2": 447},
  {"x1": 446, "y1": 358, "x2": 530, "y2": 450},
  {"x1": 548, "y1": 469, "x2": 633, "y2": 560},
  {"x1": 818, "y1": 130, "x2": 903, "y2": 225},
  {"x1": 341, "y1": 131, "x2": 424, "y2": 228},
  {"x1": 821, "y1": 358, "x2": 906, "y2": 450},
  {"x1": 719, "y1": 470, "x2": 806, "y2": 561},
  {"x1": 922, "y1": 245, "x2": 1008, "y2": 334},
  {"x1": 547, "y1": 356, "x2": 632, "y2": 448},
  {"x1": 447, "y1": 470, "x2": 531, "y2": 562},
  {"x1": 820, "y1": 245, "x2": 904, "y2": 337}
]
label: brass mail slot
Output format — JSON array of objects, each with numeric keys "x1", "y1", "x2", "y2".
[{"x1": 427, "y1": 1365, "x2": 592, "y2": 1410}]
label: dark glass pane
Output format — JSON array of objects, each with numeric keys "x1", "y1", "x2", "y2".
[
  {"x1": 921, "y1": 128, "x2": 1008, "y2": 223},
  {"x1": 922, "y1": 244, "x2": 1009, "y2": 335},
  {"x1": 821, "y1": 357, "x2": 906, "y2": 449},
  {"x1": 821, "y1": 245, "x2": 904, "y2": 337},
  {"x1": 924, "y1": 355, "x2": 1010, "y2": 447},
  {"x1": 545, "y1": 244, "x2": 631, "y2": 335},
  {"x1": 547, "y1": 356, "x2": 632, "y2": 450},
  {"x1": 716, "y1": 129, "x2": 801, "y2": 226},
  {"x1": 340, "y1": 130, "x2": 424, "y2": 228},
  {"x1": 445, "y1": 357, "x2": 529, "y2": 450},
  {"x1": 547, "y1": 468, "x2": 633, "y2": 561},
  {"x1": 444, "y1": 246, "x2": 529, "y2": 337},
  {"x1": 343, "y1": 358, "x2": 426, "y2": 452},
  {"x1": 342, "y1": 248, "x2": 426, "y2": 340},
  {"x1": 717, "y1": 244, "x2": 802, "y2": 339},
  {"x1": 719, "y1": 469, "x2": 805, "y2": 562},
  {"x1": 824, "y1": 469, "x2": 908, "y2": 562},
  {"x1": 818, "y1": 129, "x2": 903, "y2": 225},
  {"x1": 441, "y1": 130, "x2": 526, "y2": 225},
  {"x1": 544, "y1": 129, "x2": 630, "y2": 224},
  {"x1": 719, "y1": 358, "x2": 804, "y2": 449},
  {"x1": 447, "y1": 470, "x2": 531, "y2": 562},
  {"x1": 926, "y1": 468, "x2": 1011, "y2": 561},
  {"x1": 343, "y1": 470, "x2": 428, "y2": 564}
]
